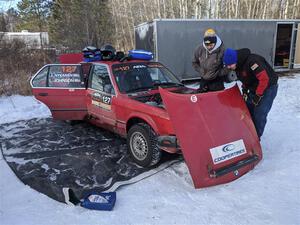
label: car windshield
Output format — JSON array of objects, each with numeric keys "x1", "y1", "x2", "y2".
[{"x1": 112, "y1": 62, "x2": 183, "y2": 94}]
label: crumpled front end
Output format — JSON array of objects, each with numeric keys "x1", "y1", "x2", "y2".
[{"x1": 159, "y1": 85, "x2": 262, "y2": 188}]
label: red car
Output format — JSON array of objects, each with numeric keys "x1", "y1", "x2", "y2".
[{"x1": 30, "y1": 56, "x2": 262, "y2": 188}]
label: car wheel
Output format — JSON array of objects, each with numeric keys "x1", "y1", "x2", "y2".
[{"x1": 127, "y1": 123, "x2": 161, "y2": 167}]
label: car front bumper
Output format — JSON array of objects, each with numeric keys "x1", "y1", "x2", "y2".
[{"x1": 157, "y1": 135, "x2": 181, "y2": 153}]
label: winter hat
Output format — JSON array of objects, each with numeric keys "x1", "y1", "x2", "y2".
[
  {"x1": 203, "y1": 28, "x2": 217, "y2": 45},
  {"x1": 223, "y1": 48, "x2": 238, "y2": 65}
]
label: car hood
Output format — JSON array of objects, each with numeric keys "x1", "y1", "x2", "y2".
[{"x1": 159, "y1": 85, "x2": 262, "y2": 188}]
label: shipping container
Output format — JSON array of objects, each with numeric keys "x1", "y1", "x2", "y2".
[
  {"x1": 0, "y1": 30, "x2": 49, "y2": 49},
  {"x1": 135, "y1": 19, "x2": 300, "y2": 79}
]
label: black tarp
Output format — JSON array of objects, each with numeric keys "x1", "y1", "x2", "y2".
[{"x1": 0, "y1": 118, "x2": 180, "y2": 203}]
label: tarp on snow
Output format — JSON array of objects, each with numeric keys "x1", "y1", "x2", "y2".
[{"x1": 0, "y1": 118, "x2": 179, "y2": 203}]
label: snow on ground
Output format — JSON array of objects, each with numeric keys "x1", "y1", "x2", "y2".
[
  {"x1": 1, "y1": 76, "x2": 300, "y2": 225},
  {"x1": 0, "y1": 95, "x2": 51, "y2": 124}
]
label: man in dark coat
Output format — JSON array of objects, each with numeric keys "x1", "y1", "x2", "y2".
[
  {"x1": 223, "y1": 48, "x2": 278, "y2": 138},
  {"x1": 192, "y1": 29, "x2": 229, "y2": 92}
]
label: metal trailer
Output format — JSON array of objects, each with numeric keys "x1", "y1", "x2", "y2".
[
  {"x1": 135, "y1": 19, "x2": 300, "y2": 80},
  {"x1": 0, "y1": 30, "x2": 49, "y2": 49}
]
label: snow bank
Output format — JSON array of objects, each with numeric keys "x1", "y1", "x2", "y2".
[{"x1": 0, "y1": 95, "x2": 51, "y2": 125}]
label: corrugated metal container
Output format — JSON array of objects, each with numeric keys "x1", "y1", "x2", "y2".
[
  {"x1": 135, "y1": 19, "x2": 300, "y2": 79},
  {"x1": 0, "y1": 30, "x2": 49, "y2": 49}
]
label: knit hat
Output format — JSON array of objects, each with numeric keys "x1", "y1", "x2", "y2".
[
  {"x1": 223, "y1": 48, "x2": 238, "y2": 65},
  {"x1": 204, "y1": 28, "x2": 216, "y2": 37},
  {"x1": 203, "y1": 28, "x2": 217, "y2": 45}
]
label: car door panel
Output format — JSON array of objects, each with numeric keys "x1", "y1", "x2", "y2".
[
  {"x1": 31, "y1": 64, "x2": 87, "y2": 120},
  {"x1": 86, "y1": 64, "x2": 116, "y2": 130}
]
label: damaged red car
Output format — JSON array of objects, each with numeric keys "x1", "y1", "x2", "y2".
[{"x1": 30, "y1": 50, "x2": 262, "y2": 189}]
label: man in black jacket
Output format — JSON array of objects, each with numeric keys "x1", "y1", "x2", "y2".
[{"x1": 223, "y1": 48, "x2": 278, "y2": 139}]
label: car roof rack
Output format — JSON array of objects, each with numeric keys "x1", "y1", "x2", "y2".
[{"x1": 82, "y1": 46, "x2": 153, "y2": 63}]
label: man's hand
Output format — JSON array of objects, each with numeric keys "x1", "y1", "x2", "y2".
[
  {"x1": 252, "y1": 94, "x2": 263, "y2": 106},
  {"x1": 198, "y1": 85, "x2": 208, "y2": 93},
  {"x1": 242, "y1": 88, "x2": 249, "y2": 101}
]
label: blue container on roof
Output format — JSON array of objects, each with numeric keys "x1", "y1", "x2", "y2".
[{"x1": 128, "y1": 49, "x2": 153, "y2": 60}]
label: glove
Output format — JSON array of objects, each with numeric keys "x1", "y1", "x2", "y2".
[
  {"x1": 198, "y1": 79, "x2": 209, "y2": 93},
  {"x1": 242, "y1": 88, "x2": 249, "y2": 101},
  {"x1": 252, "y1": 94, "x2": 263, "y2": 106},
  {"x1": 199, "y1": 85, "x2": 208, "y2": 93},
  {"x1": 225, "y1": 71, "x2": 237, "y2": 83}
]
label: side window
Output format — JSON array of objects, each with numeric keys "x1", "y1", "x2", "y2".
[
  {"x1": 48, "y1": 65, "x2": 83, "y2": 88},
  {"x1": 32, "y1": 66, "x2": 48, "y2": 87},
  {"x1": 91, "y1": 65, "x2": 115, "y2": 94}
]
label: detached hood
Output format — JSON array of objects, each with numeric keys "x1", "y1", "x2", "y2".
[{"x1": 159, "y1": 85, "x2": 262, "y2": 188}]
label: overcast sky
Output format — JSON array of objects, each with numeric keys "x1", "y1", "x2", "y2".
[{"x1": 0, "y1": 0, "x2": 20, "y2": 12}]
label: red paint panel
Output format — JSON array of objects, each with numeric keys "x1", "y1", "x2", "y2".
[
  {"x1": 32, "y1": 88, "x2": 87, "y2": 120},
  {"x1": 255, "y1": 70, "x2": 269, "y2": 96},
  {"x1": 59, "y1": 53, "x2": 83, "y2": 64},
  {"x1": 159, "y1": 85, "x2": 262, "y2": 188}
]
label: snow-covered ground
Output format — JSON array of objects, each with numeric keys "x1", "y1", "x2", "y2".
[{"x1": 1, "y1": 76, "x2": 300, "y2": 225}]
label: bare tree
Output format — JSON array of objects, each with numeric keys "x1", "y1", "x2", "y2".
[{"x1": 108, "y1": 0, "x2": 299, "y2": 51}]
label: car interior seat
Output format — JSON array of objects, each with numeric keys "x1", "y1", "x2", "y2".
[
  {"x1": 117, "y1": 69, "x2": 153, "y2": 93},
  {"x1": 138, "y1": 69, "x2": 153, "y2": 87},
  {"x1": 118, "y1": 73, "x2": 131, "y2": 93}
]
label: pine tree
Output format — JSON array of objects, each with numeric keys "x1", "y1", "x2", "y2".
[
  {"x1": 16, "y1": 0, "x2": 52, "y2": 31},
  {"x1": 49, "y1": 0, "x2": 113, "y2": 50}
]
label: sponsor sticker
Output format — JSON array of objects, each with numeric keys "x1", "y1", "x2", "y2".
[
  {"x1": 92, "y1": 100, "x2": 111, "y2": 110},
  {"x1": 88, "y1": 194, "x2": 109, "y2": 203},
  {"x1": 133, "y1": 65, "x2": 146, "y2": 69},
  {"x1": 190, "y1": 95, "x2": 197, "y2": 103},
  {"x1": 113, "y1": 65, "x2": 130, "y2": 72},
  {"x1": 91, "y1": 92, "x2": 112, "y2": 110},
  {"x1": 210, "y1": 139, "x2": 247, "y2": 165},
  {"x1": 48, "y1": 70, "x2": 82, "y2": 87},
  {"x1": 251, "y1": 63, "x2": 259, "y2": 71}
]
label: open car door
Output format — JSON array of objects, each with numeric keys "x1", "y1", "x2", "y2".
[
  {"x1": 159, "y1": 85, "x2": 262, "y2": 188},
  {"x1": 30, "y1": 64, "x2": 87, "y2": 120}
]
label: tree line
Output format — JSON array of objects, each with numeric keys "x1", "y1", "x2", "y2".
[
  {"x1": 1, "y1": 0, "x2": 300, "y2": 51},
  {"x1": 0, "y1": 0, "x2": 299, "y2": 95}
]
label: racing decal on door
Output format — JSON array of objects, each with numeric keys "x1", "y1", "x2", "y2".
[
  {"x1": 48, "y1": 65, "x2": 83, "y2": 88},
  {"x1": 210, "y1": 139, "x2": 247, "y2": 165},
  {"x1": 91, "y1": 92, "x2": 112, "y2": 110}
]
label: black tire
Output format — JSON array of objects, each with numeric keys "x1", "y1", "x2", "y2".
[{"x1": 127, "y1": 123, "x2": 161, "y2": 167}]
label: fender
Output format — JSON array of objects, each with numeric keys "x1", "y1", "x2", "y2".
[{"x1": 126, "y1": 112, "x2": 159, "y2": 134}]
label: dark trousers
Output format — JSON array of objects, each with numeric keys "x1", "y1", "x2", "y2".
[{"x1": 246, "y1": 84, "x2": 278, "y2": 138}]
